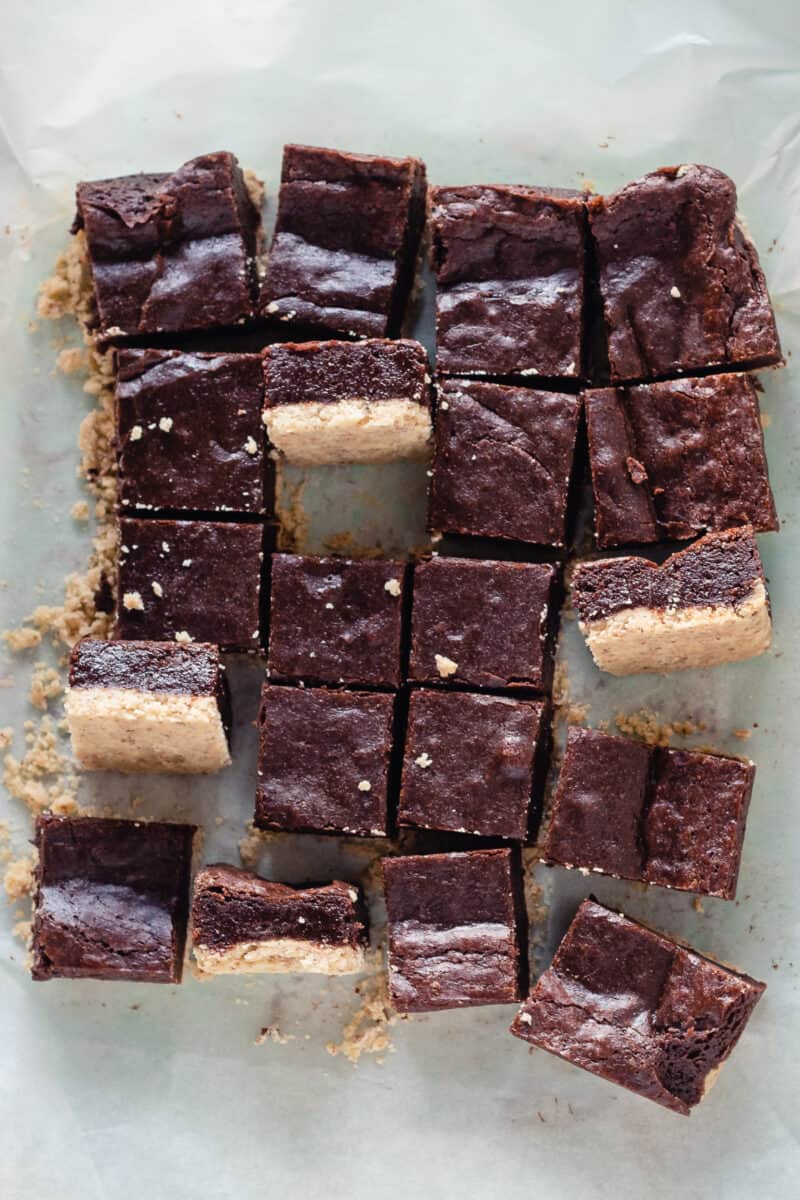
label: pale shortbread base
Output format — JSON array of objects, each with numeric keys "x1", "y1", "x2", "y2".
[
  {"x1": 581, "y1": 582, "x2": 771, "y2": 676},
  {"x1": 194, "y1": 937, "x2": 366, "y2": 976},
  {"x1": 264, "y1": 399, "x2": 431, "y2": 466},
  {"x1": 65, "y1": 686, "x2": 231, "y2": 774}
]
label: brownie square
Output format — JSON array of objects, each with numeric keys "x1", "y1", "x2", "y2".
[
  {"x1": 585, "y1": 374, "x2": 778, "y2": 547},
  {"x1": 268, "y1": 554, "x2": 407, "y2": 688},
  {"x1": 510, "y1": 899, "x2": 766, "y2": 1113},
  {"x1": 383, "y1": 849, "x2": 527, "y2": 1012},
  {"x1": 74, "y1": 151, "x2": 261, "y2": 337},
  {"x1": 588, "y1": 164, "x2": 782, "y2": 382},
  {"x1": 116, "y1": 349, "x2": 270, "y2": 516},
  {"x1": 116, "y1": 517, "x2": 264, "y2": 651},
  {"x1": 431, "y1": 184, "x2": 586, "y2": 378},
  {"x1": 259, "y1": 143, "x2": 427, "y2": 338},
  {"x1": 32, "y1": 814, "x2": 195, "y2": 983},
  {"x1": 409, "y1": 556, "x2": 561, "y2": 691},
  {"x1": 398, "y1": 690, "x2": 550, "y2": 840},
  {"x1": 429, "y1": 380, "x2": 582, "y2": 547},
  {"x1": 255, "y1": 685, "x2": 394, "y2": 837}
]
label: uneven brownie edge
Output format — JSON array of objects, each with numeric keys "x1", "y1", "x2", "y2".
[{"x1": 70, "y1": 638, "x2": 221, "y2": 695}]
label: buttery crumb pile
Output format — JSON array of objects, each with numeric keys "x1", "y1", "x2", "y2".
[{"x1": 326, "y1": 958, "x2": 398, "y2": 1064}]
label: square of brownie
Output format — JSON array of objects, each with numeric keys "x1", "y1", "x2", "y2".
[
  {"x1": 588, "y1": 164, "x2": 782, "y2": 381},
  {"x1": 116, "y1": 517, "x2": 265, "y2": 652},
  {"x1": 429, "y1": 380, "x2": 582, "y2": 547},
  {"x1": 383, "y1": 849, "x2": 527, "y2": 1012},
  {"x1": 259, "y1": 143, "x2": 427, "y2": 337},
  {"x1": 117, "y1": 349, "x2": 270, "y2": 516},
  {"x1": 398, "y1": 690, "x2": 550, "y2": 840},
  {"x1": 255, "y1": 685, "x2": 395, "y2": 837},
  {"x1": 267, "y1": 554, "x2": 407, "y2": 688},
  {"x1": 32, "y1": 815, "x2": 195, "y2": 983},
  {"x1": 431, "y1": 184, "x2": 586, "y2": 378},
  {"x1": 409, "y1": 556, "x2": 561, "y2": 691}
]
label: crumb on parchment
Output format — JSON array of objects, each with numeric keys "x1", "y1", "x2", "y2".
[
  {"x1": 614, "y1": 709, "x2": 705, "y2": 748},
  {"x1": 3, "y1": 715, "x2": 78, "y2": 816},
  {"x1": 28, "y1": 664, "x2": 63, "y2": 711},
  {"x1": 326, "y1": 955, "x2": 398, "y2": 1064},
  {"x1": 3, "y1": 853, "x2": 36, "y2": 901}
]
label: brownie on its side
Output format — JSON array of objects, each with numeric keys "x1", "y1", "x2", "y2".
[
  {"x1": 259, "y1": 144, "x2": 427, "y2": 338},
  {"x1": 409, "y1": 556, "x2": 561, "y2": 692},
  {"x1": 585, "y1": 374, "x2": 778, "y2": 547},
  {"x1": 191, "y1": 865, "x2": 367, "y2": 976},
  {"x1": 572, "y1": 527, "x2": 771, "y2": 675},
  {"x1": 116, "y1": 349, "x2": 270, "y2": 516},
  {"x1": 398, "y1": 690, "x2": 550, "y2": 841},
  {"x1": 431, "y1": 184, "x2": 586, "y2": 378},
  {"x1": 383, "y1": 849, "x2": 526, "y2": 1013},
  {"x1": 543, "y1": 727, "x2": 755, "y2": 900},
  {"x1": 32, "y1": 815, "x2": 195, "y2": 984},
  {"x1": 66, "y1": 638, "x2": 230, "y2": 774},
  {"x1": 262, "y1": 339, "x2": 432, "y2": 466},
  {"x1": 255, "y1": 685, "x2": 394, "y2": 837},
  {"x1": 589, "y1": 164, "x2": 782, "y2": 382},
  {"x1": 510, "y1": 899, "x2": 766, "y2": 1114},
  {"x1": 429, "y1": 380, "x2": 582, "y2": 547},
  {"x1": 73, "y1": 151, "x2": 261, "y2": 337},
  {"x1": 268, "y1": 554, "x2": 407, "y2": 689},
  {"x1": 116, "y1": 517, "x2": 264, "y2": 652}
]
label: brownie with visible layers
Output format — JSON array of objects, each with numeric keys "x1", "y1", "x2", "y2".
[
  {"x1": 431, "y1": 184, "x2": 586, "y2": 378},
  {"x1": 585, "y1": 374, "x2": 778, "y2": 547},
  {"x1": 259, "y1": 144, "x2": 427, "y2": 338},
  {"x1": 429, "y1": 380, "x2": 582, "y2": 547},
  {"x1": 262, "y1": 339, "x2": 431, "y2": 466},
  {"x1": 588, "y1": 164, "x2": 782, "y2": 382},
  {"x1": 66, "y1": 638, "x2": 230, "y2": 774},
  {"x1": 255, "y1": 685, "x2": 395, "y2": 837},
  {"x1": 73, "y1": 151, "x2": 261, "y2": 337},
  {"x1": 572, "y1": 527, "x2": 771, "y2": 675},
  {"x1": 116, "y1": 349, "x2": 270, "y2": 516},
  {"x1": 409, "y1": 556, "x2": 561, "y2": 691},
  {"x1": 542, "y1": 727, "x2": 754, "y2": 899},
  {"x1": 510, "y1": 899, "x2": 766, "y2": 1114},
  {"x1": 116, "y1": 517, "x2": 264, "y2": 652},
  {"x1": 268, "y1": 554, "x2": 407, "y2": 689},
  {"x1": 191, "y1": 865, "x2": 367, "y2": 976},
  {"x1": 383, "y1": 849, "x2": 527, "y2": 1012},
  {"x1": 32, "y1": 815, "x2": 195, "y2": 983}
]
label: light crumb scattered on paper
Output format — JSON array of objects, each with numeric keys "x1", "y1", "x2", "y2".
[
  {"x1": 3, "y1": 627, "x2": 42, "y2": 652},
  {"x1": 255, "y1": 1025, "x2": 295, "y2": 1047},
  {"x1": 3, "y1": 853, "x2": 36, "y2": 901},
  {"x1": 274, "y1": 465, "x2": 310, "y2": 552},
  {"x1": 2, "y1": 715, "x2": 78, "y2": 816},
  {"x1": 614, "y1": 709, "x2": 704, "y2": 747},
  {"x1": 71, "y1": 500, "x2": 90, "y2": 521},
  {"x1": 552, "y1": 660, "x2": 588, "y2": 725},
  {"x1": 326, "y1": 956, "x2": 397, "y2": 1064},
  {"x1": 28, "y1": 663, "x2": 63, "y2": 711}
]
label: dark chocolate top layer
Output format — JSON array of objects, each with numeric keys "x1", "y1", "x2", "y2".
[
  {"x1": 572, "y1": 527, "x2": 766, "y2": 622},
  {"x1": 116, "y1": 349, "x2": 268, "y2": 515},
  {"x1": 409, "y1": 556, "x2": 559, "y2": 691},
  {"x1": 69, "y1": 637, "x2": 221, "y2": 695},
  {"x1": 191, "y1": 865, "x2": 367, "y2": 950},
  {"x1": 116, "y1": 517, "x2": 264, "y2": 651},
  {"x1": 32, "y1": 814, "x2": 195, "y2": 983},
  {"x1": 74, "y1": 151, "x2": 260, "y2": 336},
  {"x1": 268, "y1": 554, "x2": 407, "y2": 688},
  {"x1": 589, "y1": 164, "x2": 782, "y2": 381},
  {"x1": 259, "y1": 143, "x2": 427, "y2": 337},
  {"x1": 263, "y1": 338, "x2": 430, "y2": 407},
  {"x1": 510, "y1": 899, "x2": 766, "y2": 1113},
  {"x1": 429, "y1": 379, "x2": 581, "y2": 547}
]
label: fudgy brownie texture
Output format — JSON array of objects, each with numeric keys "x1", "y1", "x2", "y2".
[
  {"x1": 255, "y1": 685, "x2": 394, "y2": 837},
  {"x1": 431, "y1": 184, "x2": 587, "y2": 378},
  {"x1": 191, "y1": 865, "x2": 367, "y2": 976},
  {"x1": 543, "y1": 727, "x2": 754, "y2": 899},
  {"x1": 510, "y1": 899, "x2": 766, "y2": 1114},
  {"x1": 116, "y1": 349, "x2": 270, "y2": 516},
  {"x1": 409, "y1": 556, "x2": 561, "y2": 691},
  {"x1": 571, "y1": 527, "x2": 771, "y2": 675},
  {"x1": 268, "y1": 554, "x2": 407, "y2": 689},
  {"x1": 259, "y1": 144, "x2": 427, "y2": 337},
  {"x1": 588, "y1": 164, "x2": 782, "y2": 381},
  {"x1": 383, "y1": 849, "x2": 527, "y2": 1012},
  {"x1": 116, "y1": 517, "x2": 264, "y2": 652},
  {"x1": 429, "y1": 379, "x2": 582, "y2": 547},
  {"x1": 32, "y1": 815, "x2": 195, "y2": 983},
  {"x1": 73, "y1": 151, "x2": 261, "y2": 337},
  {"x1": 585, "y1": 374, "x2": 778, "y2": 547},
  {"x1": 399, "y1": 690, "x2": 550, "y2": 840}
]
